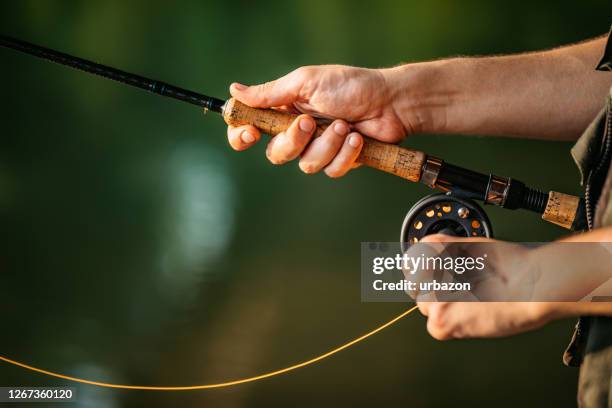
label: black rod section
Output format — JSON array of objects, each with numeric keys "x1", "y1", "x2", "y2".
[
  {"x1": 0, "y1": 35, "x2": 225, "y2": 113},
  {"x1": 431, "y1": 160, "x2": 548, "y2": 213},
  {"x1": 435, "y1": 163, "x2": 490, "y2": 198}
]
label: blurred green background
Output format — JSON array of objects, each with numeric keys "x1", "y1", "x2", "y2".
[{"x1": 0, "y1": 1, "x2": 610, "y2": 407}]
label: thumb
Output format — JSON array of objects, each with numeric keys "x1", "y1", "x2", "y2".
[
  {"x1": 230, "y1": 70, "x2": 304, "y2": 108},
  {"x1": 419, "y1": 234, "x2": 457, "y2": 244}
]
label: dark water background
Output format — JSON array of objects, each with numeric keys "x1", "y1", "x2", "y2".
[{"x1": 1, "y1": 1, "x2": 611, "y2": 407}]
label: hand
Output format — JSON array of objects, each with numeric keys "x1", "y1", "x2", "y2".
[
  {"x1": 417, "y1": 301, "x2": 553, "y2": 340},
  {"x1": 227, "y1": 65, "x2": 410, "y2": 177},
  {"x1": 405, "y1": 234, "x2": 532, "y2": 302},
  {"x1": 412, "y1": 233, "x2": 612, "y2": 340},
  {"x1": 405, "y1": 234, "x2": 549, "y2": 339}
]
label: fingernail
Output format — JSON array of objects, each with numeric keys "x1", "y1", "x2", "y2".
[
  {"x1": 241, "y1": 130, "x2": 255, "y2": 144},
  {"x1": 348, "y1": 134, "x2": 361, "y2": 148},
  {"x1": 232, "y1": 83, "x2": 247, "y2": 91},
  {"x1": 334, "y1": 121, "x2": 349, "y2": 135},
  {"x1": 299, "y1": 118, "x2": 315, "y2": 132}
]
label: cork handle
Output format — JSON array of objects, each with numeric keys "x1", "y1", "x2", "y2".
[
  {"x1": 542, "y1": 191, "x2": 583, "y2": 230},
  {"x1": 222, "y1": 98, "x2": 425, "y2": 182}
]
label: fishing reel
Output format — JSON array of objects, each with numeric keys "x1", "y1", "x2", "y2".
[{"x1": 400, "y1": 193, "x2": 493, "y2": 248}]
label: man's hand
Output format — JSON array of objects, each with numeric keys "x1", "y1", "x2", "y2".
[
  {"x1": 407, "y1": 234, "x2": 553, "y2": 339},
  {"x1": 417, "y1": 302, "x2": 553, "y2": 340},
  {"x1": 227, "y1": 65, "x2": 411, "y2": 177},
  {"x1": 414, "y1": 229, "x2": 612, "y2": 341},
  {"x1": 227, "y1": 36, "x2": 611, "y2": 171}
]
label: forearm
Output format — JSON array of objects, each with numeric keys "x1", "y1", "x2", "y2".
[
  {"x1": 538, "y1": 226, "x2": 612, "y2": 319},
  {"x1": 546, "y1": 302, "x2": 612, "y2": 319},
  {"x1": 383, "y1": 36, "x2": 611, "y2": 140}
]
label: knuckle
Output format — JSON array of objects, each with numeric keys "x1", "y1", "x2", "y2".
[
  {"x1": 283, "y1": 131, "x2": 309, "y2": 157},
  {"x1": 427, "y1": 320, "x2": 450, "y2": 341},
  {"x1": 265, "y1": 144, "x2": 277, "y2": 164},
  {"x1": 427, "y1": 304, "x2": 452, "y2": 340},
  {"x1": 266, "y1": 135, "x2": 294, "y2": 165},
  {"x1": 258, "y1": 81, "x2": 275, "y2": 102},
  {"x1": 325, "y1": 167, "x2": 342, "y2": 178},
  {"x1": 227, "y1": 126, "x2": 237, "y2": 138},
  {"x1": 266, "y1": 148, "x2": 286, "y2": 165},
  {"x1": 417, "y1": 302, "x2": 429, "y2": 316},
  {"x1": 440, "y1": 302, "x2": 451, "y2": 311},
  {"x1": 227, "y1": 135, "x2": 241, "y2": 150},
  {"x1": 267, "y1": 149, "x2": 290, "y2": 165},
  {"x1": 299, "y1": 161, "x2": 317, "y2": 174},
  {"x1": 294, "y1": 65, "x2": 313, "y2": 80},
  {"x1": 267, "y1": 155, "x2": 285, "y2": 165},
  {"x1": 261, "y1": 81, "x2": 274, "y2": 92},
  {"x1": 428, "y1": 324, "x2": 452, "y2": 341},
  {"x1": 420, "y1": 234, "x2": 449, "y2": 244},
  {"x1": 279, "y1": 142, "x2": 300, "y2": 160},
  {"x1": 433, "y1": 302, "x2": 451, "y2": 314}
]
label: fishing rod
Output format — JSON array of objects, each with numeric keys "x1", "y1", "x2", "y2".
[{"x1": 0, "y1": 35, "x2": 587, "y2": 243}]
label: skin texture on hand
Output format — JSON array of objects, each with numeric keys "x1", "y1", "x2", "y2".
[
  {"x1": 418, "y1": 301, "x2": 612, "y2": 341},
  {"x1": 418, "y1": 302, "x2": 552, "y2": 340},
  {"x1": 227, "y1": 35, "x2": 610, "y2": 177},
  {"x1": 415, "y1": 230, "x2": 612, "y2": 341},
  {"x1": 227, "y1": 65, "x2": 410, "y2": 177},
  {"x1": 413, "y1": 234, "x2": 553, "y2": 340}
]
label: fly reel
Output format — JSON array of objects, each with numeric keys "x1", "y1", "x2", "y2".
[{"x1": 400, "y1": 193, "x2": 493, "y2": 249}]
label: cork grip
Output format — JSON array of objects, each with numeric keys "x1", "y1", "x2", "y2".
[
  {"x1": 542, "y1": 191, "x2": 581, "y2": 230},
  {"x1": 222, "y1": 98, "x2": 425, "y2": 182}
]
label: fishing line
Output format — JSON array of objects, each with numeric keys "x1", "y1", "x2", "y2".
[{"x1": 0, "y1": 306, "x2": 418, "y2": 390}]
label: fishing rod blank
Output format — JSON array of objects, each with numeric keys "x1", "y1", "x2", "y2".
[{"x1": 0, "y1": 35, "x2": 225, "y2": 112}]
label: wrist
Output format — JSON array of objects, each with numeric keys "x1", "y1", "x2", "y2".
[
  {"x1": 380, "y1": 58, "x2": 468, "y2": 135},
  {"x1": 536, "y1": 302, "x2": 612, "y2": 321}
]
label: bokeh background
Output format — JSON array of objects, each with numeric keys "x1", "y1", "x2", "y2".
[{"x1": 1, "y1": 1, "x2": 611, "y2": 407}]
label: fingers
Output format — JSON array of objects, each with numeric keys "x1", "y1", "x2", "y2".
[
  {"x1": 423, "y1": 302, "x2": 454, "y2": 341},
  {"x1": 417, "y1": 301, "x2": 430, "y2": 316},
  {"x1": 227, "y1": 125, "x2": 261, "y2": 151},
  {"x1": 419, "y1": 303, "x2": 497, "y2": 341},
  {"x1": 323, "y1": 133, "x2": 363, "y2": 178},
  {"x1": 299, "y1": 120, "x2": 350, "y2": 174},
  {"x1": 230, "y1": 68, "x2": 307, "y2": 108},
  {"x1": 227, "y1": 112, "x2": 363, "y2": 178},
  {"x1": 420, "y1": 234, "x2": 496, "y2": 244},
  {"x1": 418, "y1": 302, "x2": 456, "y2": 340},
  {"x1": 419, "y1": 234, "x2": 457, "y2": 244},
  {"x1": 265, "y1": 114, "x2": 316, "y2": 164}
]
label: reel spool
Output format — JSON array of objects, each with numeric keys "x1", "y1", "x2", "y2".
[{"x1": 400, "y1": 193, "x2": 493, "y2": 249}]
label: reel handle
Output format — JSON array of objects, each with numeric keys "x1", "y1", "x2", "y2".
[{"x1": 222, "y1": 98, "x2": 426, "y2": 182}]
